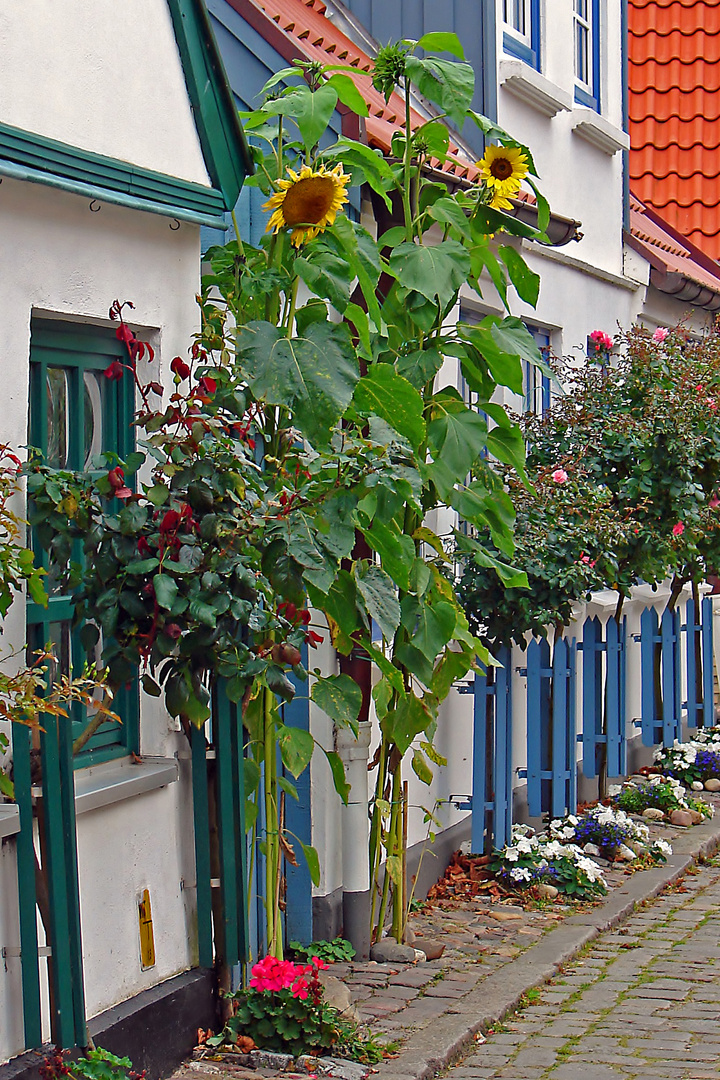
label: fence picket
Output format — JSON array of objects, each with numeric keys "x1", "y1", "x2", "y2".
[{"x1": 702, "y1": 596, "x2": 715, "y2": 728}]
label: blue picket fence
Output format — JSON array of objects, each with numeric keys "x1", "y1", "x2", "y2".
[
  {"x1": 455, "y1": 646, "x2": 513, "y2": 852},
  {"x1": 520, "y1": 637, "x2": 577, "y2": 819},
  {"x1": 579, "y1": 616, "x2": 627, "y2": 780},
  {"x1": 467, "y1": 598, "x2": 715, "y2": 844}
]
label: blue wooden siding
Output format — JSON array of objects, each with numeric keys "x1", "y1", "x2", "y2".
[
  {"x1": 520, "y1": 638, "x2": 577, "y2": 819},
  {"x1": 340, "y1": 0, "x2": 497, "y2": 140}
]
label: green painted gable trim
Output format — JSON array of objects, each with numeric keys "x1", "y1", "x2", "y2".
[
  {"x1": 0, "y1": 120, "x2": 230, "y2": 227},
  {"x1": 167, "y1": 0, "x2": 254, "y2": 208}
]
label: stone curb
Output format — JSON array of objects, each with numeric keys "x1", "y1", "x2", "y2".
[{"x1": 372, "y1": 814, "x2": 720, "y2": 1080}]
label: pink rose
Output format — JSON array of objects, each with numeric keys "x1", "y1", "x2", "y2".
[
  {"x1": 672, "y1": 522, "x2": 684, "y2": 537},
  {"x1": 552, "y1": 469, "x2": 568, "y2": 484},
  {"x1": 652, "y1": 327, "x2": 669, "y2": 343},
  {"x1": 589, "y1": 330, "x2": 613, "y2": 351}
]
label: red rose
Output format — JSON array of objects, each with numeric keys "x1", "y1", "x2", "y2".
[
  {"x1": 108, "y1": 466, "x2": 125, "y2": 490},
  {"x1": 137, "y1": 536, "x2": 151, "y2": 557},
  {"x1": 165, "y1": 623, "x2": 182, "y2": 640}
]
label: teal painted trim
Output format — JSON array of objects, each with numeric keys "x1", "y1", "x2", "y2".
[
  {"x1": 166, "y1": 0, "x2": 253, "y2": 208},
  {"x1": 12, "y1": 723, "x2": 43, "y2": 1050},
  {"x1": 0, "y1": 123, "x2": 229, "y2": 227}
]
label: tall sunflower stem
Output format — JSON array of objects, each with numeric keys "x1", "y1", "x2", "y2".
[
  {"x1": 285, "y1": 276, "x2": 300, "y2": 338},
  {"x1": 402, "y1": 76, "x2": 414, "y2": 242}
]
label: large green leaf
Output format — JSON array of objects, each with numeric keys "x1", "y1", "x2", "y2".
[
  {"x1": 404, "y1": 56, "x2": 474, "y2": 128},
  {"x1": 236, "y1": 320, "x2": 359, "y2": 445},
  {"x1": 311, "y1": 674, "x2": 362, "y2": 734},
  {"x1": 396, "y1": 347, "x2": 444, "y2": 390},
  {"x1": 413, "y1": 600, "x2": 457, "y2": 661},
  {"x1": 278, "y1": 724, "x2": 315, "y2": 778},
  {"x1": 363, "y1": 519, "x2": 416, "y2": 592},
  {"x1": 389, "y1": 241, "x2": 471, "y2": 310},
  {"x1": 354, "y1": 562, "x2": 400, "y2": 642},
  {"x1": 498, "y1": 246, "x2": 540, "y2": 307},
  {"x1": 276, "y1": 83, "x2": 339, "y2": 149},
  {"x1": 383, "y1": 692, "x2": 433, "y2": 755},
  {"x1": 324, "y1": 73, "x2": 369, "y2": 116},
  {"x1": 300, "y1": 841, "x2": 321, "y2": 887},
  {"x1": 323, "y1": 749, "x2": 351, "y2": 805},
  {"x1": 295, "y1": 250, "x2": 352, "y2": 313},
  {"x1": 486, "y1": 424, "x2": 528, "y2": 477},
  {"x1": 427, "y1": 390, "x2": 488, "y2": 481},
  {"x1": 416, "y1": 32, "x2": 465, "y2": 59},
  {"x1": 353, "y1": 366, "x2": 426, "y2": 448},
  {"x1": 153, "y1": 573, "x2": 178, "y2": 611},
  {"x1": 323, "y1": 138, "x2": 397, "y2": 210}
]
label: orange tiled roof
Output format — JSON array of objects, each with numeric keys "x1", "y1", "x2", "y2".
[
  {"x1": 627, "y1": 194, "x2": 720, "y2": 309},
  {"x1": 628, "y1": 0, "x2": 720, "y2": 261}
]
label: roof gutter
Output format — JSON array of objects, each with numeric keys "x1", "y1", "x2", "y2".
[{"x1": 649, "y1": 268, "x2": 720, "y2": 312}]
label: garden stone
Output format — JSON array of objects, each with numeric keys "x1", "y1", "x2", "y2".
[
  {"x1": 692, "y1": 781, "x2": 705, "y2": 791},
  {"x1": 670, "y1": 809, "x2": 693, "y2": 827},
  {"x1": 248, "y1": 1051, "x2": 294, "y2": 1070},
  {"x1": 415, "y1": 937, "x2": 445, "y2": 959},
  {"x1": 615, "y1": 844, "x2": 637, "y2": 861},
  {"x1": 297, "y1": 1057, "x2": 369, "y2": 1080},
  {"x1": 369, "y1": 941, "x2": 416, "y2": 964},
  {"x1": 704, "y1": 778, "x2": 720, "y2": 791},
  {"x1": 413, "y1": 948, "x2": 427, "y2": 962},
  {"x1": 643, "y1": 807, "x2": 665, "y2": 821},
  {"x1": 688, "y1": 809, "x2": 703, "y2": 824},
  {"x1": 583, "y1": 842, "x2": 601, "y2": 856},
  {"x1": 537, "y1": 883, "x2": 559, "y2": 900},
  {"x1": 319, "y1": 972, "x2": 360, "y2": 1022}
]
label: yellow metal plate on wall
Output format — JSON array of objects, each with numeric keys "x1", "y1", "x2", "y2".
[{"x1": 138, "y1": 888, "x2": 156, "y2": 970}]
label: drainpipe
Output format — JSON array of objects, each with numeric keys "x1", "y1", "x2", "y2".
[{"x1": 335, "y1": 721, "x2": 372, "y2": 960}]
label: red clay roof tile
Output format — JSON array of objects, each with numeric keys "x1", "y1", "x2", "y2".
[
  {"x1": 629, "y1": 0, "x2": 720, "y2": 259},
  {"x1": 628, "y1": 194, "x2": 720, "y2": 303}
]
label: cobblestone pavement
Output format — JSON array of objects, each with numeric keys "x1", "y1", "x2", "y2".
[{"x1": 446, "y1": 858, "x2": 720, "y2": 1080}]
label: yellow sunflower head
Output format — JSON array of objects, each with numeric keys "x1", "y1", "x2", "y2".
[
  {"x1": 476, "y1": 144, "x2": 529, "y2": 199},
  {"x1": 263, "y1": 163, "x2": 351, "y2": 247}
]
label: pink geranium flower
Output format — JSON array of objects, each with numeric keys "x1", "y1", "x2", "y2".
[
  {"x1": 652, "y1": 327, "x2": 669, "y2": 343},
  {"x1": 672, "y1": 522, "x2": 684, "y2": 537},
  {"x1": 552, "y1": 469, "x2": 568, "y2": 484}
]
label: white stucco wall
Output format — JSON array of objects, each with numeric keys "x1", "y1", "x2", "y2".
[
  {"x1": 0, "y1": 176, "x2": 202, "y2": 1063},
  {"x1": 0, "y1": 0, "x2": 210, "y2": 186}
]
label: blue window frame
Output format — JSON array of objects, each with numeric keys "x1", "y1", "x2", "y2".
[
  {"x1": 502, "y1": 0, "x2": 541, "y2": 71},
  {"x1": 574, "y1": 0, "x2": 600, "y2": 110},
  {"x1": 523, "y1": 330, "x2": 552, "y2": 416}
]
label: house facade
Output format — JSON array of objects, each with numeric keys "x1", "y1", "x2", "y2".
[{"x1": 0, "y1": 0, "x2": 249, "y2": 1069}]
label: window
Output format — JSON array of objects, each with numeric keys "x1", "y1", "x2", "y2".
[
  {"x1": 573, "y1": 0, "x2": 600, "y2": 110},
  {"x1": 502, "y1": 0, "x2": 540, "y2": 70},
  {"x1": 523, "y1": 331, "x2": 552, "y2": 416},
  {"x1": 28, "y1": 320, "x2": 139, "y2": 766}
]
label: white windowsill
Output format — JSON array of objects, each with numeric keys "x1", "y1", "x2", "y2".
[
  {"x1": 1, "y1": 757, "x2": 179, "y2": 837},
  {"x1": 499, "y1": 60, "x2": 573, "y2": 118},
  {"x1": 74, "y1": 756, "x2": 179, "y2": 815},
  {"x1": 572, "y1": 108, "x2": 630, "y2": 155},
  {"x1": 0, "y1": 804, "x2": 20, "y2": 839}
]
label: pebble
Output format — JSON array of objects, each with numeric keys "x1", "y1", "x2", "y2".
[
  {"x1": 297, "y1": 1057, "x2": 369, "y2": 1080},
  {"x1": 642, "y1": 807, "x2": 665, "y2": 821},
  {"x1": 670, "y1": 808, "x2": 693, "y2": 827},
  {"x1": 705, "y1": 778, "x2": 720, "y2": 791},
  {"x1": 583, "y1": 842, "x2": 601, "y2": 856},
  {"x1": 489, "y1": 910, "x2": 523, "y2": 922},
  {"x1": 615, "y1": 844, "x2": 637, "y2": 861},
  {"x1": 692, "y1": 781, "x2": 705, "y2": 791},
  {"x1": 416, "y1": 938, "x2": 445, "y2": 959},
  {"x1": 688, "y1": 809, "x2": 704, "y2": 824},
  {"x1": 536, "y1": 883, "x2": 559, "y2": 900}
]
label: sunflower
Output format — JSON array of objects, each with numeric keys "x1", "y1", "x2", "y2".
[
  {"x1": 476, "y1": 144, "x2": 529, "y2": 198},
  {"x1": 488, "y1": 190, "x2": 515, "y2": 211},
  {"x1": 263, "y1": 163, "x2": 351, "y2": 247}
]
